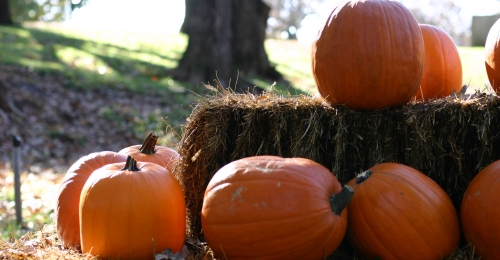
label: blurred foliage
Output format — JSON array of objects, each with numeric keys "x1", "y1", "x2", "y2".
[
  {"x1": 8, "y1": 0, "x2": 89, "y2": 24},
  {"x1": 264, "y1": 0, "x2": 325, "y2": 39},
  {"x1": 402, "y1": 0, "x2": 469, "y2": 45}
]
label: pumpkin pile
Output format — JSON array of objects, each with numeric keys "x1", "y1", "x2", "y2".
[
  {"x1": 199, "y1": 157, "x2": 462, "y2": 260},
  {"x1": 55, "y1": 132, "x2": 185, "y2": 259},
  {"x1": 53, "y1": 0, "x2": 500, "y2": 259},
  {"x1": 311, "y1": 0, "x2": 466, "y2": 109}
]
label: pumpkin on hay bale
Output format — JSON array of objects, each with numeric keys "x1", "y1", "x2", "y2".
[{"x1": 174, "y1": 88, "x2": 500, "y2": 258}]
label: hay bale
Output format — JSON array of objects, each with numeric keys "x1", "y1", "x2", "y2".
[{"x1": 175, "y1": 90, "x2": 500, "y2": 256}]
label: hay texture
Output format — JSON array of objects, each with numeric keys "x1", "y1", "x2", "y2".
[{"x1": 175, "y1": 90, "x2": 500, "y2": 250}]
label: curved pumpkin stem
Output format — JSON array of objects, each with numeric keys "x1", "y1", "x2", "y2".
[
  {"x1": 356, "y1": 170, "x2": 373, "y2": 184},
  {"x1": 121, "y1": 156, "x2": 141, "y2": 171},
  {"x1": 139, "y1": 132, "x2": 158, "y2": 155},
  {"x1": 329, "y1": 185, "x2": 354, "y2": 215}
]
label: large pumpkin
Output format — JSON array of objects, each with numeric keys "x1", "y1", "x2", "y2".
[
  {"x1": 55, "y1": 151, "x2": 127, "y2": 249},
  {"x1": 119, "y1": 131, "x2": 179, "y2": 173},
  {"x1": 311, "y1": 0, "x2": 424, "y2": 110},
  {"x1": 461, "y1": 160, "x2": 500, "y2": 259},
  {"x1": 485, "y1": 18, "x2": 500, "y2": 94},
  {"x1": 201, "y1": 156, "x2": 353, "y2": 260},
  {"x1": 414, "y1": 24, "x2": 463, "y2": 101},
  {"x1": 346, "y1": 163, "x2": 460, "y2": 260},
  {"x1": 80, "y1": 156, "x2": 186, "y2": 259}
]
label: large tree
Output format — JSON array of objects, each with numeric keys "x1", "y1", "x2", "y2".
[
  {"x1": 0, "y1": 0, "x2": 13, "y2": 25},
  {"x1": 172, "y1": 0, "x2": 283, "y2": 92}
]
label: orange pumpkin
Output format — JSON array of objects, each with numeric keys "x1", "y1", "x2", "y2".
[
  {"x1": 461, "y1": 160, "x2": 500, "y2": 259},
  {"x1": 55, "y1": 151, "x2": 127, "y2": 249},
  {"x1": 346, "y1": 163, "x2": 460, "y2": 260},
  {"x1": 485, "y1": 18, "x2": 500, "y2": 94},
  {"x1": 414, "y1": 24, "x2": 463, "y2": 100},
  {"x1": 312, "y1": 0, "x2": 424, "y2": 110},
  {"x1": 80, "y1": 156, "x2": 186, "y2": 259},
  {"x1": 201, "y1": 156, "x2": 353, "y2": 260},
  {"x1": 119, "y1": 131, "x2": 179, "y2": 173}
]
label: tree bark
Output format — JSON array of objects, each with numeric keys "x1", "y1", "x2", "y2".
[
  {"x1": 173, "y1": 0, "x2": 283, "y2": 92},
  {"x1": 0, "y1": 0, "x2": 14, "y2": 25}
]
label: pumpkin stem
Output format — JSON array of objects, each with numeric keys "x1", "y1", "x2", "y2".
[
  {"x1": 329, "y1": 185, "x2": 354, "y2": 215},
  {"x1": 121, "y1": 156, "x2": 140, "y2": 171},
  {"x1": 139, "y1": 131, "x2": 158, "y2": 155},
  {"x1": 356, "y1": 170, "x2": 372, "y2": 184}
]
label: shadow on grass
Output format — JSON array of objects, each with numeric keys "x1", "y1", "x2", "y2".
[{"x1": 0, "y1": 25, "x2": 192, "y2": 97}]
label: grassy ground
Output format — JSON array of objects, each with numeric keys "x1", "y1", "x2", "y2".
[{"x1": 0, "y1": 22, "x2": 493, "y2": 253}]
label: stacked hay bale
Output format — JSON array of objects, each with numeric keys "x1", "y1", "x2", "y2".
[{"x1": 175, "y1": 90, "x2": 500, "y2": 257}]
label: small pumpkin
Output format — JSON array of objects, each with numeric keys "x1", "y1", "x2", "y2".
[
  {"x1": 311, "y1": 0, "x2": 424, "y2": 110},
  {"x1": 55, "y1": 151, "x2": 127, "y2": 249},
  {"x1": 119, "y1": 131, "x2": 179, "y2": 173},
  {"x1": 461, "y1": 160, "x2": 500, "y2": 259},
  {"x1": 346, "y1": 163, "x2": 460, "y2": 260},
  {"x1": 414, "y1": 24, "x2": 463, "y2": 100},
  {"x1": 80, "y1": 156, "x2": 186, "y2": 259},
  {"x1": 201, "y1": 155, "x2": 353, "y2": 260},
  {"x1": 485, "y1": 18, "x2": 500, "y2": 94}
]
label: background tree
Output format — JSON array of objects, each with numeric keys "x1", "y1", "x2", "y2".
[
  {"x1": 0, "y1": 0, "x2": 13, "y2": 25},
  {"x1": 264, "y1": 0, "x2": 324, "y2": 39},
  {"x1": 173, "y1": 0, "x2": 283, "y2": 91}
]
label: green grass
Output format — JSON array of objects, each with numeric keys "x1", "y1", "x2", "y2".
[
  {"x1": 0, "y1": 23, "x2": 492, "y2": 98},
  {"x1": 0, "y1": 24, "x2": 189, "y2": 93}
]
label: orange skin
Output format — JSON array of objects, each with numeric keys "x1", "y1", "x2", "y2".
[
  {"x1": 485, "y1": 18, "x2": 500, "y2": 94},
  {"x1": 202, "y1": 156, "x2": 350, "y2": 260},
  {"x1": 56, "y1": 151, "x2": 127, "y2": 249},
  {"x1": 461, "y1": 160, "x2": 500, "y2": 260},
  {"x1": 346, "y1": 163, "x2": 460, "y2": 260},
  {"x1": 119, "y1": 132, "x2": 179, "y2": 173},
  {"x1": 414, "y1": 24, "x2": 463, "y2": 101},
  {"x1": 80, "y1": 158, "x2": 186, "y2": 260},
  {"x1": 312, "y1": 0, "x2": 424, "y2": 110},
  {"x1": 201, "y1": 156, "x2": 347, "y2": 260}
]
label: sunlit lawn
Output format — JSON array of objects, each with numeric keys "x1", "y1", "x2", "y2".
[{"x1": 458, "y1": 46, "x2": 491, "y2": 93}]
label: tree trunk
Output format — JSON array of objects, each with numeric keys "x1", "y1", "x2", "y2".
[
  {"x1": 173, "y1": 0, "x2": 283, "y2": 92},
  {"x1": 0, "y1": 0, "x2": 14, "y2": 25}
]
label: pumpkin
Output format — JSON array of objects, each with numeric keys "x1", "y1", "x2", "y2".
[
  {"x1": 55, "y1": 151, "x2": 127, "y2": 249},
  {"x1": 119, "y1": 131, "x2": 179, "y2": 173},
  {"x1": 346, "y1": 163, "x2": 460, "y2": 260},
  {"x1": 79, "y1": 156, "x2": 186, "y2": 259},
  {"x1": 414, "y1": 24, "x2": 463, "y2": 101},
  {"x1": 485, "y1": 18, "x2": 500, "y2": 94},
  {"x1": 201, "y1": 155, "x2": 353, "y2": 260},
  {"x1": 311, "y1": 0, "x2": 424, "y2": 110},
  {"x1": 461, "y1": 160, "x2": 500, "y2": 259}
]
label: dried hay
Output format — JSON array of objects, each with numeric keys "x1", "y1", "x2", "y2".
[
  {"x1": 175, "y1": 88, "x2": 499, "y2": 258},
  {"x1": 0, "y1": 224, "x2": 216, "y2": 260},
  {"x1": 0, "y1": 225, "x2": 479, "y2": 260}
]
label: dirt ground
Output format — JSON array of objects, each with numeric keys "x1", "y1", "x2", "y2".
[{"x1": 0, "y1": 64, "x2": 184, "y2": 174}]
